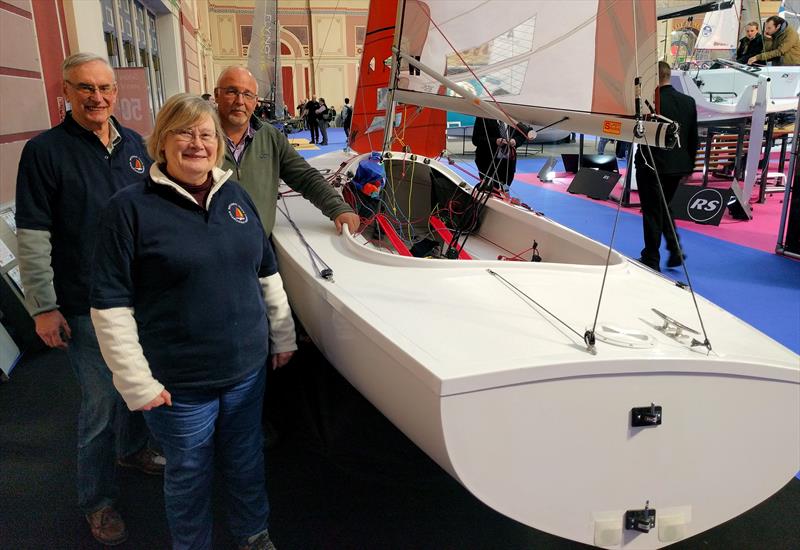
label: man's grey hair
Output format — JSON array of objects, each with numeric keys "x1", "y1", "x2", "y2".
[{"x1": 62, "y1": 53, "x2": 112, "y2": 80}]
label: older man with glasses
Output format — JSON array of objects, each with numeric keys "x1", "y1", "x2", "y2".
[
  {"x1": 213, "y1": 66, "x2": 359, "y2": 237},
  {"x1": 15, "y1": 52, "x2": 163, "y2": 546}
]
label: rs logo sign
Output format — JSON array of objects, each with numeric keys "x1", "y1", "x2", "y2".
[{"x1": 687, "y1": 188, "x2": 725, "y2": 223}]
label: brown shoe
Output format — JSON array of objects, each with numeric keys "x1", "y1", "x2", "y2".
[
  {"x1": 117, "y1": 447, "x2": 166, "y2": 475},
  {"x1": 86, "y1": 506, "x2": 128, "y2": 546},
  {"x1": 239, "y1": 530, "x2": 277, "y2": 550}
]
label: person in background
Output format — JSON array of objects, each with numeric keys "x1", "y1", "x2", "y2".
[
  {"x1": 213, "y1": 67, "x2": 360, "y2": 450},
  {"x1": 297, "y1": 100, "x2": 307, "y2": 129},
  {"x1": 341, "y1": 97, "x2": 352, "y2": 141},
  {"x1": 15, "y1": 52, "x2": 163, "y2": 546},
  {"x1": 596, "y1": 136, "x2": 614, "y2": 155},
  {"x1": 90, "y1": 93, "x2": 296, "y2": 550},
  {"x1": 472, "y1": 117, "x2": 532, "y2": 192},
  {"x1": 305, "y1": 96, "x2": 320, "y2": 144},
  {"x1": 748, "y1": 15, "x2": 800, "y2": 66},
  {"x1": 328, "y1": 105, "x2": 337, "y2": 127},
  {"x1": 737, "y1": 21, "x2": 764, "y2": 64},
  {"x1": 634, "y1": 61, "x2": 697, "y2": 272},
  {"x1": 316, "y1": 98, "x2": 330, "y2": 146},
  {"x1": 213, "y1": 67, "x2": 359, "y2": 236}
]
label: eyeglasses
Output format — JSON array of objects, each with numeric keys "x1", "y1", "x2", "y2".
[
  {"x1": 220, "y1": 87, "x2": 258, "y2": 101},
  {"x1": 65, "y1": 80, "x2": 116, "y2": 97},
  {"x1": 170, "y1": 128, "x2": 218, "y2": 144}
]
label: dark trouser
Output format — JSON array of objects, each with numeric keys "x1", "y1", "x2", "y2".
[
  {"x1": 65, "y1": 314, "x2": 150, "y2": 514},
  {"x1": 637, "y1": 168, "x2": 682, "y2": 268},
  {"x1": 476, "y1": 156, "x2": 516, "y2": 190},
  {"x1": 343, "y1": 121, "x2": 350, "y2": 139},
  {"x1": 307, "y1": 120, "x2": 319, "y2": 143}
]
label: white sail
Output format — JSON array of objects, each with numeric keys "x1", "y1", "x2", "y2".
[
  {"x1": 247, "y1": 0, "x2": 284, "y2": 115},
  {"x1": 392, "y1": 0, "x2": 673, "y2": 145},
  {"x1": 695, "y1": 0, "x2": 741, "y2": 50}
]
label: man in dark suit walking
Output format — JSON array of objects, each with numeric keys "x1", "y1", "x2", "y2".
[{"x1": 635, "y1": 61, "x2": 698, "y2": 271}]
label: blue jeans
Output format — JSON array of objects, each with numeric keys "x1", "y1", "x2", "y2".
[
  {"x1": 65, "y1": 314, "x2": 149, "y2": 514},
  {"x1": 144, "y1": 365, "x2": 269, "y2": 550}
]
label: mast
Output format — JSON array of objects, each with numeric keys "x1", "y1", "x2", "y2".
[
  {"x1": 380, "y1": 0, "x2": 406, "y2": 152},
  {"x1": 271, "y1": 10, "x2": 278, "y2": 108}
]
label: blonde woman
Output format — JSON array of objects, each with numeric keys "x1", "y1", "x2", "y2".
[{"x1": 90, "y1": 93, "x2": 295, "y2": 550}]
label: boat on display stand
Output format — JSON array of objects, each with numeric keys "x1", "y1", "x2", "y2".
[
  {"x1": 671, "y1": 59, "x2": 800, "y2": 122},
  {"x1": 270, "y1": 1, "x2": 800, "y2": 548}
]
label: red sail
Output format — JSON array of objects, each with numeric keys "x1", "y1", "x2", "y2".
[{"x1": 349, "y1": 0, "x2": 446, "y2": 157}]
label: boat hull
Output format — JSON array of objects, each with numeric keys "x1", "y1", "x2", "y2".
[
  {"x1": 272, "y1": 151, "x2": 800, "y2": 548},
  {"x1": 672, "y1": 67, "x2": 800, "y2": 122}
]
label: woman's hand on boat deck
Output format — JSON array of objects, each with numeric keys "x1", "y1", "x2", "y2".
[
  {"x1": 747, "y1": 56, "x2": 757, "y2": 65},
  {"x1": 138, "y1": 389, "x2": 172, "y2": 411},
  {"x1": 271, "y1": 351, "x2": 294, "y2": 369},
  {"x1": 335, "y1": 212, "x2": 361, "y2": 234}
]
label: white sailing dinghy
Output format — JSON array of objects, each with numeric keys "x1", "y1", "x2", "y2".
[
  {"x1": 672, "y1": 60, "x2": 800, "y2": 121},
  {"x1": 271, "y1": 1, "x2": 800, "y2": 548}
]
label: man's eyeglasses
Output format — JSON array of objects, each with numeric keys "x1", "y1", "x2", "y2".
[
  {"x1": 220, "y1": 87, "x2": 257, "y2": 101},
  {"x1": 65, "y1": 80, "x2": 116, "y2": 97},
  {"x1": 170, "y1": 128, "x2": 218, "y2": 144}
]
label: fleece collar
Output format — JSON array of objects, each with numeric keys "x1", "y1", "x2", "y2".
[{"x1": 149, "y1": 164, "x2": 233, "y2": 209}]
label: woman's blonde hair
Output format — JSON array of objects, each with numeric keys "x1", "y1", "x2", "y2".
[{"x1": 147, "y1": 93, "x2": 225, "y2": 166}]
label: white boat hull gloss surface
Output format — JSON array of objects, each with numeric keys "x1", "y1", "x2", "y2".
[
  {"x1": 272, "y1": 151, "x2": 800, "y2": 549},
  {"x1": 672, "y1": 66, "x2": 800, "y2": 122}
]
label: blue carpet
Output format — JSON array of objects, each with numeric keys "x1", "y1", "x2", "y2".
[
  {"x1": 299, "y1": 129, "x2": 800, "y2": 353},
  {"x1": 507, "y1": 177, "x2": 800, "y2": 353}
]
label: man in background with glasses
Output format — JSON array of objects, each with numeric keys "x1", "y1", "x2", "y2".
[
  {"x1": 214, "y1": 66, "x2": 359, "y2": 237},
  {"x1": 213, "y1": 67, "x2": 360, "y2": 452},
  {"x1": 15, "y1": 52, "x2": 163, "y2": 547}
]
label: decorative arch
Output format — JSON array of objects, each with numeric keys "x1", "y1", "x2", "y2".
[{"x1": 280, "y1": 30, "x2": 303, "y2": 59}]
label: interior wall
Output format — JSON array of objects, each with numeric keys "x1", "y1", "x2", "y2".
[{"x1": 0, "y1": 0, "x2": 68, "y2": 207}]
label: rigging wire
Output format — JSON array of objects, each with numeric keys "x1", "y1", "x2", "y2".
[
  {"x1": 487, "y1": 269, "x2": 588, "y2": 345},
  {"x1": 276, "y1": 194, "x2": 334, "y2": 280},
  {"x1": 587, "y1": 0, "x2": 642, "y2": 341},
  {"x1": 640, "y1": 136, "x2": 713, "y2": 352}
]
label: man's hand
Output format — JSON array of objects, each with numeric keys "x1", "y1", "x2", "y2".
[
  {"x1": 271, "y1": 351, "x2": 295, "y2": 369},
  {"x1": 334, "y1": 212, "x2": 361, "y2": 234},
  {"x1": 747, "y1": 56, "x2": 758, "y2": 65},
  {"x1": 138, "y1": 389, "x2": 172, "y2": 411},
  {"x1": 34, "y1": 310, "x2": 71, "y2": 349}
]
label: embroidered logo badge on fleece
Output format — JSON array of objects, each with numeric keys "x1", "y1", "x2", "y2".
[
  {"x1": 228, "y1": 203, "x2": 248, "y2": 223},
  {"x1": 129, "y1": 156, "x2": 145, "y2": 173}
]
